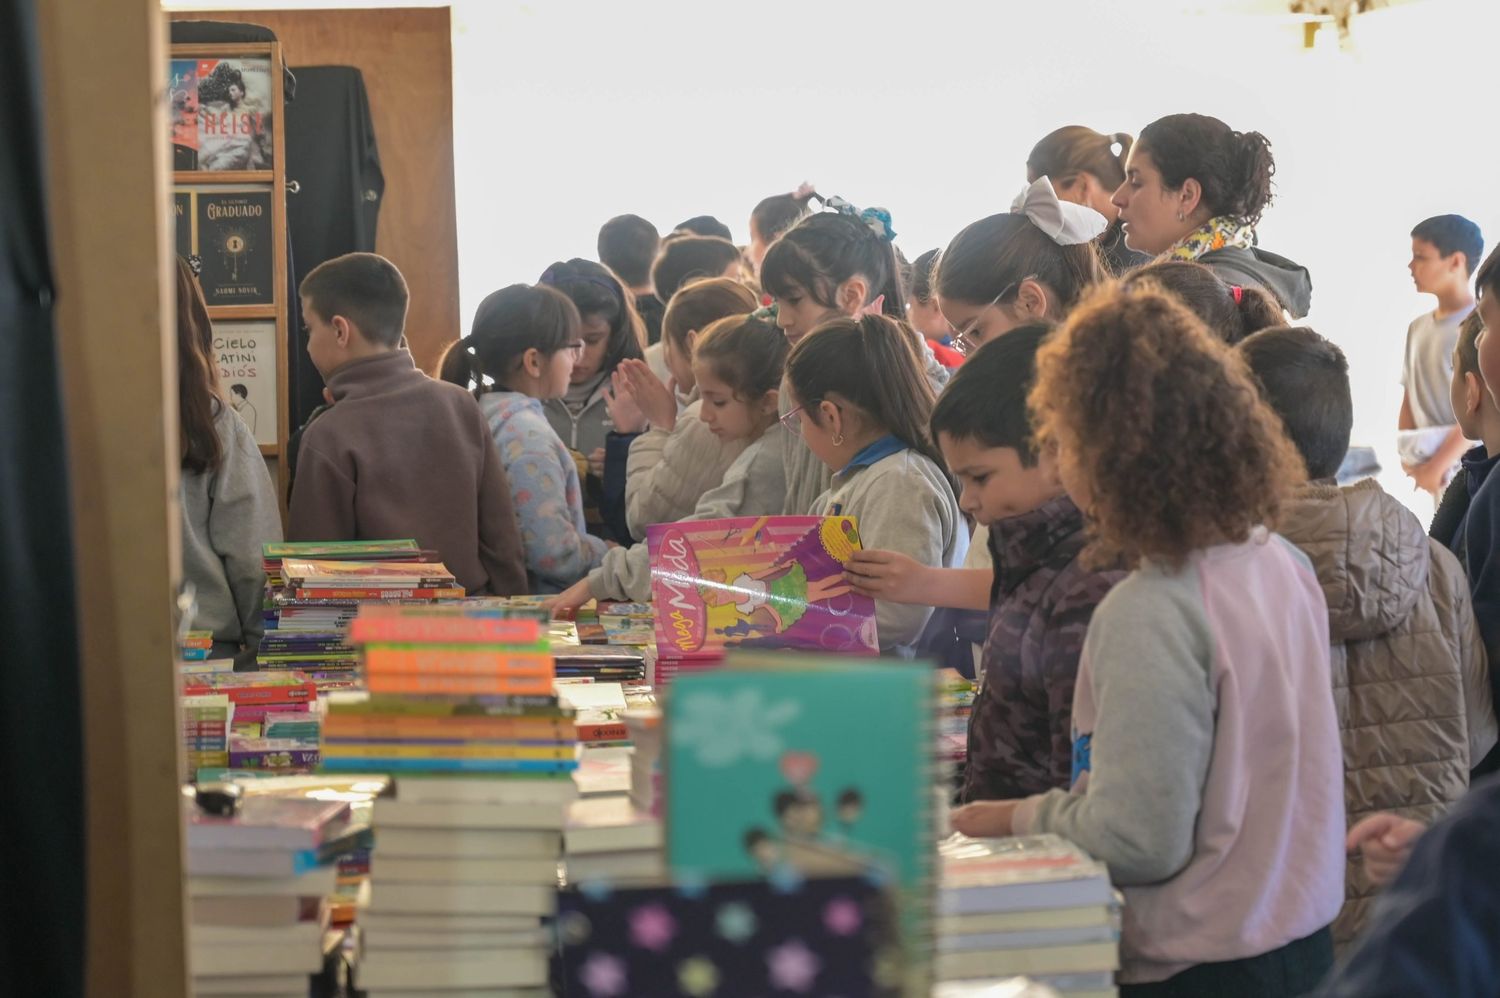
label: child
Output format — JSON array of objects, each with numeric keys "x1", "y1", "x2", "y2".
[
  {"x1": 1430, "y1": 318, "x2": 1483, "y2": 549},
  {"x1": 1122, "y1": 259, "x2": 1283, "y2": 345},
  {"x1": 1025, "y1": 124, "x2": 1150, "y2": 274},
  {"x1": 175, "y1": 256, "x2": 282, "y2": 665},
  {"x1": 289, "y1": 252, "x2": 526, "y2": 595},
  {"x1": 613, "y1": 278, "x2": 760, "y2": 536},
  {"x1": 537, "y1": 259, "x2": 647, "y2": 543},
  {"x1": 548, "y1": 314, "x2": 788, "y2": 608},
  {"x1": 597, "y1": 214, "x2": 664, "y2": 344},
  {"x1": 903, "y1": 248, "x2": 964, "y2": 369},
  {"x1": 1399, "y1": 214, "x2": 1484, "y2": 497},
  {"x1": 952, "y1": 284, "x2": 1345, "y2": 995},
  {"x1": 673, "y1": 215, "x2": 733, "y2": 241},
  {"x1": 760, "y1": 198, "x2": 948, "y2": 516},
  {"x1": 784, "y1": 314, "x2": 965, "y2": 657},
  {"x1": 1237, "y1": 324, "x2": 1496, "y2": 949},
  {"x1": 438, "y1": 283, "x2": 608, "y2": 594},
  {"x1": 847, "y1": 325, "x2": 1124, "y2": 796},
  {"x1": 747, "y1": 184, "x2": 816, "y2": 278},
  {"x1": 651, "y1": 235, "x2": 744, "y2": 306}
]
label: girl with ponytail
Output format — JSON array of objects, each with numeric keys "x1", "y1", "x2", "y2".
[
  {"x1": 783, "y1": 314, "x2": 966, "y2": 657},
  {"x1": 1122, "y1": 260, "x2": 1285, "y2": 345},
  {"x1": 1111, "y1": 113, "x2": 1313, "y2": 317},
  {"x1": 1026, "y1": 125, "x2": 1149, "y2": 274},
  {"x1": 439, "y1": 283, "x2": 607, "y2": 593}
]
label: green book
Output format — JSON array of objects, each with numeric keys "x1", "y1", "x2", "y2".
[
  {"x1": 262, "y1": 539, "x2": 419, "y2": 559},
  {"x1": 666, "y1": 657, "x2": 938, "y2": 985}
]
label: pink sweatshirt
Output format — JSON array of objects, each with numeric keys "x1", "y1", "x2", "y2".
[{"x1": 1014, "y1": 530, "x2": 1345, "y2": 984}]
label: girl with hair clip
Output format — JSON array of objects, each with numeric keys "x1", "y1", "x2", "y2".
[
  {"x1": 1122, "y1": 259, "x2": 1285, "y2": 345},
  {"x1": 747, "y1": 183, "x2": 818, "y2": 278},
  {"x1": 537, "y1": 259, "x2": 647, "y2": 543},
  {"x1": 952, "y1": 283, "x2": 1344, "y2": 996},
  {"x1": 609, "y1": 278, "x2": 760, "y2": 537},
  {"x1": 174, "y1": 256, "x2": 283, "y2": 666},
  {"x1": 438, "y1": 283, "x2": 608, "y2": 594},
  {"x1": 761, "y1": 195, "x2": 950, "y2": 516},
  {"x1": 783, "y1": 314, "x2": 966, "y2": 657},
  {"x1": 1027, "y1": 125, "x2": 1151, "y2": 275},
  {"x1": 1112, "y1": 113, "x2": 1313, "y2": 318},
  {"x1": 548, "y1": 314, "x2": 791, "y2": 610}
]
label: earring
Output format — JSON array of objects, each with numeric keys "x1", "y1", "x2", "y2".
[
  {"x1": 832, "y1": 432, "x2": 845, "y2": 447},
  {"x1": 1176, "y1": 211, "x2": 1185, "y2": 222}
]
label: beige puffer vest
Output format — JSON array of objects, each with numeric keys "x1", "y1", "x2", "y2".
[{"x1": 1279, "y1": 479, "x2": 1496, "y2": 948}]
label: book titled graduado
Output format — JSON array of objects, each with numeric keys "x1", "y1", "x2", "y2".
[{"x1": 647, "y1": 515, "x2": 878, "y2": 660}]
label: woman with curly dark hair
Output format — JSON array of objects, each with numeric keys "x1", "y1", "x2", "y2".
[{"x1": 952, "y1": 283, "x2": 1346, "y2": 997}]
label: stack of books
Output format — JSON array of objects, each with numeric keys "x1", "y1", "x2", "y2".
[
  {"x1": 262, "y1": 540, "x2": 427, "y2": 632},
  {"x1": 935, "y1": 834, "x2": 1119, "y2": 997},
  {"x1": 183, "y1": 693, "x2": 231, "y2": 781},
  {"x1": 624, "y1": 706, "x2": 661, "y2": 816},
  {"x1": 327, "y1": 607, "x2": 578, "y2": 996},
  {"x1": 553, "y1": 645, "x2": 648, "y2": 684},
  {"x1": 256, "y1": 629, "x2": 360, "y2": 691},
  {"x1": 184, "y1": 673, "x2": 320, "y2": 780},
  {"x1": 181, "y1": 629, "x2": 215, "y2": 661},
  {"x1": 185, "y1": 792, "x2": 365, "y2": 995},
  {"x1": 938, "y1": 669, "x2": 976, "y2": 799},
  {"x1": 563, "y1": 795, "x2": 664, "y2": 884}
]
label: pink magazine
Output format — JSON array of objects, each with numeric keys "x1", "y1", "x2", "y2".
[{"x1": 647, "y1": 515, "x2": 878, "y2": 662}]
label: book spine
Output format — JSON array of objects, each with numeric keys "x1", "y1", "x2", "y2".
[
  {"x1": 323, "y1": 719, "x2": 571, "y2": 741},
  {"x1": 294, "y1": 587, "x2": 464, "y2": 600},
  {"x1": 349, "y1": 618, "x2": 543, "y2": 645},
  {"x1": 365, "y1": 674, "x2": 555, "y2": 696},
  {"x1": 575, "y1": 722, "x2": 629, "y2": 742},
  {"x1": 328, "y1": 695, "x2": 565, "y2": 717},
  {"x1": 321, "y1": 756, "x2": 577, "y2": 773},
  {"x1": 319, "y1": 742, "x2": 575, "y2": 760},
  {"x1": 182, "y1": 684, "x2": 318, "y2": 705},
  {"x1": 227, "y1": 748, "x2": 322, "y2": 768},
  {"x1": 363, "y1": 648, "x2": 555, "y2": 678}
]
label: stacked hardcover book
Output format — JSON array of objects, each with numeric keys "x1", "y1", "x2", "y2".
[
  {"x1": 328, "y1": 608, "x2": 577, "y2": 997},
  {"x1": 936, "y1": 834, "x2": 1119, "y2": 997},
  {"x1": 185, "y1": 793, "x2": 364, "y2": 997},
  {"x1": 563, "y1": 795, "x2": 664, "y2": 884}
]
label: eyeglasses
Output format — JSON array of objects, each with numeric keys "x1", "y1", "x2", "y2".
[
  {"x1": 779, "y1": 404, "x2": 806, "y2": 434},
  {"x1": 950, "y1": 275, "x2": 1035, "y2": 355}
]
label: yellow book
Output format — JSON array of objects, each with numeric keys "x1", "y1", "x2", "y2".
[{"x1": 321, "y1": 742, "x2": 577, "y2": 761}]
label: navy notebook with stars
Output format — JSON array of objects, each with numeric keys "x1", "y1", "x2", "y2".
[{"x1": 554, "y1": 871, "x2": 900, "y2": 997}]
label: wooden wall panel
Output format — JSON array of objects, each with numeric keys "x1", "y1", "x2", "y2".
[{"x1": 176, "y1": 7, "x2": 459, "y2": 374}]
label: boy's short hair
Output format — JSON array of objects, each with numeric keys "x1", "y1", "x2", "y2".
[
  {"x1": 299, "y1": 252, "x2": 409, "y2": 347},
  {"x1": 1475, "y1": 243, "x2": 1500, "y2": 301},
  {"x1": 674, "y1": 215, "x2": 733, "y2": 241},
  {"x1": 597, "y1": 214, "x2": 660, "y2": 288},
  {"x1": 1456, "y1": 310, "x2": 1484, "y2": 378},
  {"x1": 1236, "y1": 326, "x2": 1353, "y2": 481},
  {"x1": 1412, "y1": 214, "x2": 1484, "y2": 276},
  {"x1": 930, "y1": 323, "x2": 1051, "y2": 465}
]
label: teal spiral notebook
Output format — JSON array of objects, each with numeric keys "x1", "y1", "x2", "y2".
[{"x1": 665, "y1": 657, "x2": 938, "y2": 987}]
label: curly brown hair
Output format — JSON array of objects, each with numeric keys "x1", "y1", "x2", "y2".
[{"x1": 1029, "y1": 281, "x2": 1305, "y2": 570}]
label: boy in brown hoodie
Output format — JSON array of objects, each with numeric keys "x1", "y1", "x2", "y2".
[
  {"x1": 289, "y1": 253, "x2": 527, "y2": 596},
  {"x1": 1237, "y1": 325, "x2": 1496, "y2": 948}
]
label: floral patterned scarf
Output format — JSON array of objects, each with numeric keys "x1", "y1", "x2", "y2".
[{"x1": 1166, "y1": 216, "x2": 1256, "y2": 261}]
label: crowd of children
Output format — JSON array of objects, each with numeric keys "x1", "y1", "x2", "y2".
[{"x1": 176, "y1": 111, "x2": 1500, "y2": 996}]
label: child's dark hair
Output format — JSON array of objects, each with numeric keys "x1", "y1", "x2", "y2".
[
  {"x1": 538, "y1": 258, "x2": 644, "y2": 374},
  {"x1": 1476, "y1": 244, "x2": 1500, "y2": 302},
  {"x1": 675, "y1": 215, "x2": 733, "y2": 241},
  {"x1": 1030, "y1": 282, "x2": 1304, "y2": 569},
  {"x1": 597, "y1": 214, "x2": 660, "y2": 289},
  {"x1": 1456, "y1": 311, "x2": 1484, "y2": 378},
  {"x1": 1412, "y1": 214, "x2": 1484, "y2": 277},
  {"x1": 299, "y1": 251, "x2": 409, "y2": 347},
  {"x1": 692, "y1": 314, "x2": 787, "y2": 402},
  {"x1": 176, "y1": 255, "x2": 224, "y2": 474},
  {"x1": 1122, "y1": 260, "x2": 1283, "y2": 345},
  {"x1": 761, "y1": 212, "x2": 905, "y2": 318},
  {"x1": 751, "y1": 188, "x2": 817, "y2": 244},
  {"x1": 1136, "y1": 113, "x2": 1276, "y2": 228},
  {"x1": 1026, "y1": 125, "x2": 1133, "y2": 192},
  {"x1": 930, "y1": 323, "x2": 1051, "y2": 464},
  {"x1": 907, "y1": 249, "x2": 940, "y2": 305},
  {"x1": 935, "y1": 214, "x2": 1104, "y2": 314},
  {"x1": 440, "y1": 283, "x2": 580, "y2": 392},
  {"x1": 1236, "y1": 326, "x2": 1353, "y2": 481},
  {"x1": 661, "y1": 277, "x2": 760, "y2": 353},
  {"x1": 651, "y1": 236, "x2": 742, "y2": 304},
  {"x1": 787, "y1": 314, "x2": 943, "y2": 470}
]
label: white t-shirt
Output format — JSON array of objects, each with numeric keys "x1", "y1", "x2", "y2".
[{"x1": 1401, "y1": 307, "x2": 1471, "y2": 428}]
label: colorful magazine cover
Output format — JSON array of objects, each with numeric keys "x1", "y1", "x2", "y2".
[
  {"x1": 647, "y1": 515, "x2": 878, "y2": 659},
  {"x1": 195, "y1": 57, "x2": 273, "y2": 170}
]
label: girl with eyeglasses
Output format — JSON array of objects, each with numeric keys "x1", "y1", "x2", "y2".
[
  {"x1": 547, "y1": 313, "x2": 790, "y2": 611},
  {"x1": 783, "y1": 314, "x2": 965, "y2": 657},
  {"x1": 439, "y1": 283, "x2": 608, "y2": 594}
]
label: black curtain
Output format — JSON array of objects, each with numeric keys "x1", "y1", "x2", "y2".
[
  {"x1": 284, "y1": 65, "x2": 384, "y2": 433},
  {"x1": 0, "y1": 1, "x2": 85, "y2": 995}
]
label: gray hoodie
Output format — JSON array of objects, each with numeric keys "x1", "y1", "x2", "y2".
[{"x1": 1197, "y1": 245, "x2": 1313, "y2": 319}]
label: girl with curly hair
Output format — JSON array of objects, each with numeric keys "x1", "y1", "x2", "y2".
[{"x1": 951, "y1": 283, "x2": 1345, "y2": 996}]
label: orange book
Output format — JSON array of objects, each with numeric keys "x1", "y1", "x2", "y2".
[
  {"x1": 348, "y1": 615, "x2": 541, "y2": 646},
  {"x1": 363, "y1": 647, "x2": 555, "y2": 678},
  {"x1": 322, "y1": 716, "x2": 572, "y2": 742},
  {"x1": 576, "y1": 721, "x2": 630, "y2": 742},
  {"x1": 365, "y1": 673, "x2": 555, "y2": 696}
]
